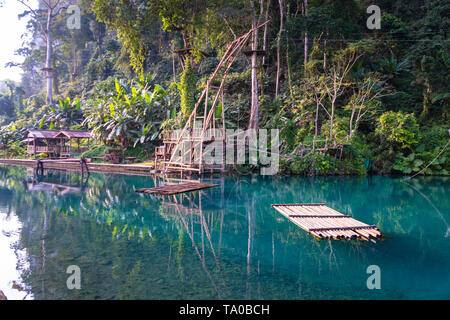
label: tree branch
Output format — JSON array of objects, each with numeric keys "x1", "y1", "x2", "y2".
[{"x1": 17, "y1": 0, "x2": 47, "y2": 39}]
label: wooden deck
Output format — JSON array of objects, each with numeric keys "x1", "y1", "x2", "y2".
[
  {"x1": 136, "y1": 182, "x2": 218, "y2": 196},
  {"x1": 271, "y1": 203, "x2": 382, "y2": 242}
]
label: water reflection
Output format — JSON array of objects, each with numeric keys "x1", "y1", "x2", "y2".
[
  {"x1": 0, "y1": 191, "x2": 32, "y2": 300},
  {"x1": 0, "y1": 166, "x2": 448, "y2": 299}
]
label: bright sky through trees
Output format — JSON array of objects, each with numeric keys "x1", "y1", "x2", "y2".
[{"x1": 0, "y1": 0, "x2": 37, "y2": 82}]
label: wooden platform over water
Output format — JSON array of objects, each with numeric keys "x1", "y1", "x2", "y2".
[
  {"x1": 272, "y1": 203, "x2": 382, "y2": 242},
  {"x1": 136, "y1": 182, "x2": 218, "y2": 195}
]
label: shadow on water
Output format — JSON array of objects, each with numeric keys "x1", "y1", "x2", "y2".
[{"x1": 0, "y1": 166, "x2": 449, "y2": 299}]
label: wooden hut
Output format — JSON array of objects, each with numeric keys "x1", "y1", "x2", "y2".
[
  {"x1": 54, "y1": 130, "x2": 92, "y2": 158},
  {"x1": 25, "y1": 129, "x2": 92, "y2": 158}
]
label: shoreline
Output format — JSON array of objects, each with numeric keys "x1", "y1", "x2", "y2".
[
  {"x1": 1, "y1": 159, "x2": 448, "y2": 178},
  {"x1": 0, "y1": 158, "x2": 156, "y2": 176}
]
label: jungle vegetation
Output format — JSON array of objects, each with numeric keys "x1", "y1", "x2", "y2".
[{"x1": 0, "y1": 0, "x2": 448, "y2": 176}]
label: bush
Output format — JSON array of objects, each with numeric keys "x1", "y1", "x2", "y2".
[
  {"x1": 82, "y1": 145, "x2": 115, "y2": 159},
  {"x1": 320, "y1": 117, "x2": 350, "y2": 143},
  {"x1": 124, "y1": 144, "x2": 152, "y2": 161},
  {"x1": 376, "y1": 111, "x2": 419, "y2": 150},
  {"x1": 288, "y1": 152, "x2": 338, "y2": 176},
  {"x1": 393, "y1": 145, "x2": 449, "y2": 176}
]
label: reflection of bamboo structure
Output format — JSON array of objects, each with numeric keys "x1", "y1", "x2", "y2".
[{"x1": 154, "y1": 174, "x2": 226, "y2": 297}]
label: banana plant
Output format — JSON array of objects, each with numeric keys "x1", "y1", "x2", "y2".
[
  {"x1": 42, "y1": 97, "x2": 84, "y2": 130},
  {"x1": 83, "y1": 76, "x2": 177, "y2": 149}
]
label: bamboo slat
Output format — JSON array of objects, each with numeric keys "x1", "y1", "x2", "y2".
[{"x1": 272, "y1": 203, "x2": 382, "y2": 242}]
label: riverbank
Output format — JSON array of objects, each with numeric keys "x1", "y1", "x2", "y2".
[{"x1": 0, "y1": 159, "x2": 155, "y2": 176}]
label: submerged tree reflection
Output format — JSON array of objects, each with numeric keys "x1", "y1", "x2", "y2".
[{"x1": 0, "y1": 166, "x2": 448, "y2": 299}]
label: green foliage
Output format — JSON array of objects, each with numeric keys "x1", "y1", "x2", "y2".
[
  {"x1": 123, "y1": 144, "x2": 151, "y2": 161},
  {"x1": 0, "y1": 95, "x2": 15, "y2": 119},
  {"x1": 0, "y1": 124, "x2": 27, "y2": 158},
  {"x1": 392, "y1": 125, "x2": 450, "y2": 176},
  {"x1": 91, "y1": 0, "x2": 156, "y2": 76},
  {"x1": 43, "y1": 97, "x2": 84, "y2": 130},
  {"x1": 180, "y1": 59, "x2": 196, "y2": 116},
  {"x1": 81, "y1": 145, "x2": 114, "y2": 159},
  {"x1": 36, "y1": 153, "x2": 49, "y2": 160},
  {"x1": 83, "y1": 75, "x2": 176, "y2": 149},
  {"x1": 5, "y1": 0, "x2": 449, "y2": 177},
  {"x1": 376, "y1": 111, "x2": 419, "y2": 150},
  {"x1": 286, "y1": 153, "x2": 333, "y2": 176},
  {"x1": 393, "y1": 148, "x2": 449, "y2": 176},
  {"x1": 320, "y1": 117, "x2": 350, "y2": 143}
]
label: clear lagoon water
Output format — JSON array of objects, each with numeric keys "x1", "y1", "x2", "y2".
[{"x1": 0, "y1": 165, "x2": 449, "y2": 300}]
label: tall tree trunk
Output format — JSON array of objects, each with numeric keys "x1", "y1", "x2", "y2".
[
  {"x1": 314, "y1": 96, "x2": 320, "y2": 139},
  {"x1": 249, "y1": 0, "x2": 259, "y2": 130},
  {"x1": 275, "y1": 0, "x2": 284, "y2": 98},
  {"x1": 303, "y1": 0, "x2": 308, "y2": 69},
  {"x1": 45, "y1": 8, "x2": 53, "y2": 105},
  {"x1": 72, "y1": 47, "x2": 78, "y2": 80},
  {"x1": 349, "y1": 105, "x2": 356, "y2": 139},
  {"x1": 262, "y1": 0, "x2": 271, "y2": 69},
  {"x1": 286, "y1": 2, "x2": 293, "y2": 98},
  {"x1": 330, "y1": 97, "x2": 336, "y2": 141}
]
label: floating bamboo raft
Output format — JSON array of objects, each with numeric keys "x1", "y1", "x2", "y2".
[
  {"x1": 136, "y1": 183, "x2": 218, "y2": 196},
  {"x1": 271, "y1": 203, "x2": 382, "y2": 242}
]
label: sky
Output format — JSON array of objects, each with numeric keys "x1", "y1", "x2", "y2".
[{"x1": 0, "y1": 0, "x2": 38, "y2": 83}]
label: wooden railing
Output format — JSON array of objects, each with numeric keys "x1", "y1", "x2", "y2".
[
  {"x1": 163, "y1": 129, "x2": 224, "y2": 142},
  {"x1": 26, "y1": 145, "x2": 86, "y2": 155},
  {"x1": 27, "y1": 146, "x2": 56, "y2": 154}
]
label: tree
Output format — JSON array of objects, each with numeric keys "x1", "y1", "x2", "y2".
[
  {"x1": 0, "y1": 95, "x2": 15, "y2": 118},
  {"x1": 322, "y1": 47, "x2": 362, "y2": 141},
  {"x1": 347, "y1": 75, "x2": 392, "y2": 139},
  {"x1": 91, "y1": 0, "x2": 160, "y2": 76},
  {"x1": 83, "y1": 76, "x2": 175, "y2": 149},
  {"x1": 248, "y1": 0, "x2": 267, "y2": 130},
  {"x1": 17, "y1": 0, "x2": 67, "y2": 105},
  {"x1": 275, "y1": 0, "x2": 284, "y2": 98}
]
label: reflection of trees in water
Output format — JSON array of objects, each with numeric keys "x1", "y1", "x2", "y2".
[{"x1": 1, "y1": 166, "x2": 448, "y2": 299}]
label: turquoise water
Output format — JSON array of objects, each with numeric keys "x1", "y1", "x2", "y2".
[{"x1": 0, "y1": 165, "x2": 449, "y2": 300}]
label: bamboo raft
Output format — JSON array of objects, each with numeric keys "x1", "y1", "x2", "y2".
[
  {"x1": 271, "y1": 203, "x2": 382, "y2": 242},
  {"x1": 136, "y1": 183, "x2": 218, "y2": 196}
]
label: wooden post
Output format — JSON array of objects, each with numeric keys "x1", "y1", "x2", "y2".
[{"x1": 221, "y1": 87, "x2": 226, "y2": 172}]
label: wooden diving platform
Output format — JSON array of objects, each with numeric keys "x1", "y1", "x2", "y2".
[
  {"x1": 271, "y1": 203, "x2": 382, "y2": 242},
  {"x1": 136, "y1": 182, "x2": 218, "y2": 196}
]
